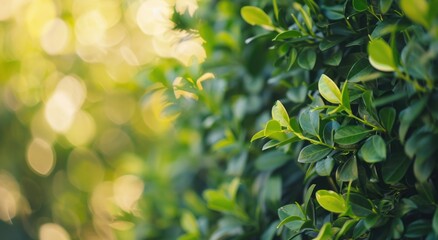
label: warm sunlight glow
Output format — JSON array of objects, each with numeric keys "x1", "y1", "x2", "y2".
[
  {"x1": 40, "y1": 18, "x2": 70, "y2": 55},
  {"x1": 39, "y1": 223, "x2": 70, "y2": 240},
  {"x1": 26, "y1": 138, "x2": 55, "y2": 176},
  {"x1": 136, "y1": 0, "x2": 174, "y2": 36},
  {"x1": 65, "y1": 110, "x2": 96, "y2": 146},
  {"x1": 113, "y1": 175, "x2": 144, "y2": 212},
  {"x1": 0, "y1": 172, "x2": 21, "y2": 222}
]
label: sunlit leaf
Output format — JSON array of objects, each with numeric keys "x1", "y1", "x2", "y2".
[
  {"x1": 318, "y1": 74, "x2": 341, "y2": 104},
  {"x1": 316, "y1": 190, "x2": 346, "y2": 213},
  {"x1": 368, "y1": 38, "x2": 396, "y2": 72},
  {"x1": 241, "y1": 6, "x2": 274, "y2": 30}
]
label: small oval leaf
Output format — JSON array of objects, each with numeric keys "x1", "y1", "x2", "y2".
[
  {"x1": 241, "y1": 6, "x2": 274, "y2": 29},
  {"x1": 316, "y1": 190, "x2": 346, "y2": 213},
  {"x1": 368, "y1": 38, "x2": 396, "y2": 72},
  {"x1": 318, "y1": 74, "x2": 341, "y2": 104},
  {"x1": 358, "y1": 135, "x2": 387, "y2": 163},
  {"x1": 334, "y1": 125, "x2": 370, "y2": 145},
  {"x1": 298, "y1": 145, "x2": 333, "y2": 163}
]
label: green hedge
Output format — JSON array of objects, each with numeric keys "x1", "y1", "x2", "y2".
[{"x1": 177, "y1": 0, "x2": 438, "y2": 239}]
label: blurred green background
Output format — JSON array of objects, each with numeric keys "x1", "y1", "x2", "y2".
[{"x1": 0, "y1": 0, "x2": 281, "y2": 239}]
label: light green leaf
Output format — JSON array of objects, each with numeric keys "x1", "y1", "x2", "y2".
[
  {"x1": 341, "y1": 81, "x2": 351, "y2": 113},
  {"x1": 241, "y1": 6, "x2": 274, "y2": 30},
  {"x1": 272, "y1": 100, "x2": 290, "y2": 128},
  {"x1": 298, "y1": 145, "x2": 332, "y2": 163},
  {"x1": 273, "y1": 30, "x2": 302, "y2": 41},
  {"x1": 334, "y1": 125, "x2": 370, "y2": 145},
  {"x1": 316, "y1": 190, "x2": 346, "y2": 213},
  {"x1": 315, "y1": 156, "x2": 335, "y2": 176},
  {"x1": 251, "y1": 129, "x2": 265, "y2": 142},
  {"x1": 353, "y1": 0, "x2": 368, "y2": 12},
  {"x1": 323, "y1": 121, "x2": 340, "y2": 146},
  {"x1": 276, "y1": 215, "x2": 302, "y2": 229},
  {"x1": 298, "y1": 48, "x2": 316, "y2": 70},
  {"x1": 400, "y1": 0, "x2": 430, "y2": 28},
  {"x1": 314, "y1": 223, "x2": 333, "y2": 240},
  {"x1": 318, "y1": 74, "x2": 341, "y2": 104},
  {"x1": 368, "y1": 38, "x2": 397, "y2": 72},
  {"x1": 181, "y1": 211, "x2": 199, "y2": 234},
  {"x1": 264, "y1": 120, "x2": 282, "y2": 136},
  {"x1": 358, "y1": 135, "x2": 386, "y2": 163}
]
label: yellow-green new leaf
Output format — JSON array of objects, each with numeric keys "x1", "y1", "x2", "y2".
[
  {"x1": 318, "y1": 74, "x2": 341, "y2": 104},
  {"x1": 241, "y1": 6, "x2": 274, "y2": 30},
  {"x1": 272, "y1": 100, "x2": 290, "y2": 128},
  {"x1": 400, "y1": 0, "x2": 430, "y2": 28},
  {"x1": 316, "y1": 190, "x2": 347, "y2": 213},
  {"x1": 368, "y1": 39, "x2": 396, "y2": 72}
]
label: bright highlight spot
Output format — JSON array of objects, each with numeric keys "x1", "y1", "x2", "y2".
[
  {"x1": 39, "y1": 223, "x2": 71, "y2": 240},
  {"x1": 26, "y1": 138, "x2": 55, "y2": 176},
  {"x1": 0, "y1": 172, "x2": 21, "y2": 222},
  {"x1": 136, "y1": 0, "x2": 174, "y2": 36},
  {"x1": 113, "y1": 175, "x2": 144, "y2": 212},
  {"x1": 175, "y1": 0, "x2": 199, "y2": 16},
  {"x1": 41, "y1": 18, "x2": 70, "y2": 55},
  {"x1": 75, "y1": 10, "x2": 107, "y2": 45},
  {"x1": 0, "y1": 0, "x2": 28, "y2": 21},
  {"x1": 44, "y1": 76, "x2": 86, "y2": 133}
]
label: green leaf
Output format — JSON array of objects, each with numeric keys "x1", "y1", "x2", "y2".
[
  {"x1": 348, "y1": 193, "x2": 374, "y2": 217},
  {"x1": 265, "y1": 176, "x2": 282, "y2": 203},
  {"x1": 315, "y1": 156, "x2": 335, "y2": 176},
  {"x1": 251, "y1": 129, "x2": 265, "y2": 142},
  {"x1": 318, "y1": 74, "x2": 341, "y2": 104},
  {"x1": 323, "y1": 121, "x2": 340, "y2": 146},
  {"x1": 390, "y1": 218, "x2": 404, "y2": 239},
  {"x1": 276, "y1": 215, "x2": 302, "y2": 229},
  {"x1": 314, "y1": 223, "x2": 333, "y2": 240},
  {"x1": 264, "y1": 120, "x2": 282, "y2": 136},
  {"x1": 400, "y1": 0, "x2": 430, "y2": 28},
  {"x1": 298, "y1": 48, "x2": 316, "y2": 70},
  {"x1": 278, "y1": 204, "x2": 305, "y2": 231},
  {"x1": 433, "y1": 209, "x2": 438, "y2": 235},
  {"x1": 380, "y1": 0, "x2": 393, "y2": 14},
  {"x1": 353, "y1": 0, "x2": 368, "y2": 12},
  {"x1": 272, "y1": 100, "x2": 290, "y2": 128},
  {"x1": 353, "y1": 219, "x2": 368, "y2": 238},
  {"x1": 334, "y1": 125, "x2": 370, "y2": 145},
  {"x1": 324, "y1": 50, "x2": 342, "y2": 66},
  {"x1": 255, "y1": 151, "x2": 290, "y2": 171},
  {"x1": 181, "y1": 211, "x2": 199, "y2": 234},
  {"x1": 368, "y1": 38, "x2": 397, "y2": 72},
  {"x1": 298, "y1": 145, "x2": 333, "y2": 163},
  {"x1": 399, "y1": 97, "x2": 428, "y2": 142},
  {"x1": 287, "y1": 48, "x2": 298, "y2": 71},
  {"x1": 379, "y1": 107, "x2": 396, "y2": 133},
  {"x1": 286, "y1": 84, "x2": 306, "y2": 103},
  {"x1": 347, "y1": 58, "x2": 382, "y2": 83},
  {"x1": 405, "y1": 219, "x2": 431, "y2": 238},
  {"x1": 304, "y1": 184, "x2": 316, "y2": 213},
  {"x1": 272, "y1": 0, "x2": 279, "y2": 21},
  {"x1": 337, "y1": 156, "x2": 358, "y2": 181},
  {"x1": 358, "y1": 135, "x2": 386, "y2": 163},
  {"x1": 299, "y1": 109, "x2": 320, "y2": 136},
  {"x1": 382, "y1": 151, "x2": 411, "y2": 184},
  {"x1": 341, "y1": 81, "x2": 351, "y2": 113},
  {"x1": 273, "y1": 30, "x2": 302, "y2": 41},
  {"x1": 203, "y1": 190, "x2": 234, "y2": 212},
  {"x1": 241, "y1": 6, "x2": 274, "y2": 30},
  {"x1": 335, "y1": 220, "x2": 357, "y2": 240},
  {"x1": 316, "y1": 190, "x2": 347, "y2": 213}
]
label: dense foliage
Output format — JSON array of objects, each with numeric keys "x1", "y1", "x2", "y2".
[{"x1": 1, "y1": 0, "x2": 438, "y2": 240}]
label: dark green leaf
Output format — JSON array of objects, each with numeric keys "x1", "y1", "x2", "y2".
[
  {"x1": 390, "y1": 218, "x2": 404, "y2": 239},
  {"x1": 348, "y1": 193, "x2": 374, "y2": 217},
  {"x1": 358, "y1": 135, "x2": 386, "y2": 163},
  {"x1": 337, "y1": 156, "x2": 358, "y2": 181},
  {"x1": 334, "y1": 125, "x2": 370, "y2": 145},
  {"x1": 399, "y1": 97, "x2": 428, "y2": 142},
  {"x1": 405, "y1": 219, "x2": 431, "y2": 238},
  {"x1": 379, "y1": 107, "x2": 396, "y2": 133},
  {"x1": 298, "y1": 48, "x2": 317, "y2": 70},
  {"x1": 316, "y1": 190, "x2": 347, "y2": 213},
  {"x1": 255, "y1": 151, "x2": 290, "y2": 171},
  {"x1": 324, "y1": 50, "x2": 343, "y2": 66},
  {"x1": 298, "y1": 145, "x2": 333, "y2": 163},
  {"x1": 286, "y1": 84, "x2": 307, "y2": 103},
  {"x1": 353, "y1": 0, "x2": 368, "y2": 12},
  {"x1": 380, "y1": 0, "x2": 393, "y2": 13},
  {"x1": 315, "y1": 156, "x2": 335, "y2": 176},
  {"x1": 265, "y1": 176, "x2": 282, "y2": 203},
  {"x1": 353, "y1": 219, "x2": 368, "y2": 238},
  {"x1": 347, "y1": 58, "x2": 382, "y2": 83},
  {"x1": 382, "y1": 151, "x2": 411, "y2": 184},
  {"x1": 433, "y1": 209, "x2": 438, "y2": 235},
  {"x1": 323, "y1": 121, "x2": 340, "y2": 146},
  {"x1": 287, "y1": 48, "x2": 298, "y2": 70}
]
